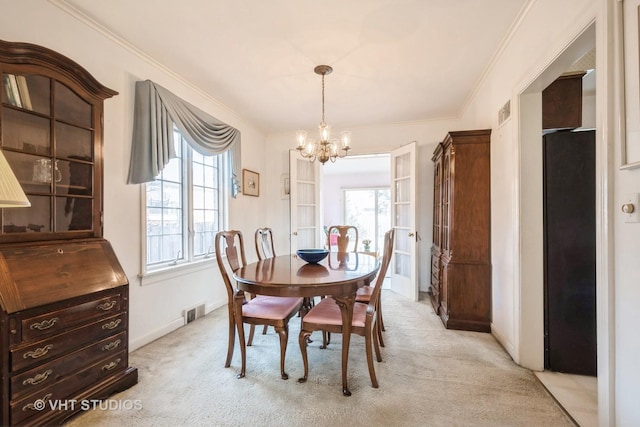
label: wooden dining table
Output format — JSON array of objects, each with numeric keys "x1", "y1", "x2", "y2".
[{"x1": 233, "y1": 251, "x2": 379, "y2": 396}]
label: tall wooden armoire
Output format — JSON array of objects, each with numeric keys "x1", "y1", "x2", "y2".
[
  {"x1": 431, "y1": 129, "x2": 491, "y2": 332},
  {"x1": 0, "y1": 40, "x2": 137, "y2": 426},
  {"x1": 429, "y1": 143, "x2": 444, "y2": 314}
]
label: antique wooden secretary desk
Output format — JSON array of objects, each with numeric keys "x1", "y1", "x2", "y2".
[{"x1": 0, "y1": 40, "x2": 137, "y2": 426}]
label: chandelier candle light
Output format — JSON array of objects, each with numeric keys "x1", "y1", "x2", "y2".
[{"x1": 296, "y1": 65, "x2": 351, "y2": 164}]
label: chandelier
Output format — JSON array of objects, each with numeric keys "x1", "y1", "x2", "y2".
[{"x1": 296, "y1": 65, "x2": 351, "y2": 164}]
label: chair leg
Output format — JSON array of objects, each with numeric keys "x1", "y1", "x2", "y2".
[
  {"x1": 378, "y1": 298, "x2": 385, "y2": 332},
  {"x1": 248, "y1": 324, "x2": 256, "y2": 346},
  {"x1": 233, "y1": 291, "x2": 247, "y2": 379},
  {"x1": 321, "y1": 331, "x2": 331, "y2": 348},
  {"x1": 365, "y1": 325, "x2": 379, "y2": 388},
  {"x1": 298, "y1": 330, "x2": 312, "y2": 383},
  {"x1": 262, "y1": 325, "x2": 268, "y2": 335},
  {"x1": 373, "y1": 321, "x2": 383, "y2": 363},
  {"x1": 274, "y1": 325, "x2": 290, "y2": 380},
  {"x1": 376, "y1": 315, "x2": 385, "y2": 348},
  {"x1": 225, "y1": 309, "x2": 235, "y2": 368}
]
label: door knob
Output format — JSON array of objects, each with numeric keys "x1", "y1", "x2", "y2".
[
  {"x1": 408, "y1": 232, "x2": 414, "y2": 237},
  {"x1": 292, "y1": 231, "x2": 298, "y2": 236}
]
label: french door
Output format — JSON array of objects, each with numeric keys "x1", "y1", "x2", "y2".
[
  {"x1": 390, "y1": 142, "x2": 418, "y2": 301},
  {"x1": 289, "y1": 150, "x2": 322, "y2": 252}
]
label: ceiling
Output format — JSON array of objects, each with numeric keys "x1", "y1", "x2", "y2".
[{"x1": 61, "y1": 0, "x2": 530, "y2": 134}]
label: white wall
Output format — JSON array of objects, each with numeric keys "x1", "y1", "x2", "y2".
[{"x1": 0, "y1": 1, "x2": 268, "y2": 351}]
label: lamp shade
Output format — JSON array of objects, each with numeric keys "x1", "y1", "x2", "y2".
[{"x1": 0, "y1": 150, "x2": 30, "y2": 208}]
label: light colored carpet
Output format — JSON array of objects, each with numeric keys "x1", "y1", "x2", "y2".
[{"x1": 65, "y1": 292, "x2": 575, "y2": 426}]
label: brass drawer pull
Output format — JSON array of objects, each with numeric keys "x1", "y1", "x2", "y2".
[
  {"x1": 29, "y1": 318, "x2": 59, "y2": 331},
  {"x1": 101, "y1": 319, "x2": 122, "y2": 330},
  {"x1": 23, "y1": 369, "x2": 53, "y2": 386},
  {"x1": 97, "y1": 301, "x2": 117, "y2": 311},
  {"x1": 102, "y1": 339, "x2": 121, "y2": 351},
  {"x1": 102, "y1": 358, "x2": 122, "y2": 371},
  {"x1": 22, "y1": 393, "x2": 52, "y2": 411},
  {"x1": 23, "y1": 344, "x2": 54, "y2": 359}
]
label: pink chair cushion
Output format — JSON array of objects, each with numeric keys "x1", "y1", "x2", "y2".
[
  {"x1": 243, "y1": 296, "x2": 303, "y2": 320},
  {"x1": 302, "y1": 297, "x2": 367, "y2": 328}
]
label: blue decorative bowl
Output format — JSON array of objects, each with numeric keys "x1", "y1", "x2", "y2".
[{"x1": 296, "y1": 249, "x2": 329, "y2": 264}]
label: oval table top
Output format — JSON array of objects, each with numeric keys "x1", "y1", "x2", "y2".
[{"x1": 233, "y1": 252, "x2": 379, "y2": 298}]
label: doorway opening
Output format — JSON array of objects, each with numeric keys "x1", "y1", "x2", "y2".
[
  {"x1": 321, "y1": 153, "x2": 391, "y2": 249},
  {"x1": 518, "y1": 23, "x2": 598, "y2": 426}
]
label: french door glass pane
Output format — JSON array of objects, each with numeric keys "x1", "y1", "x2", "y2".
[
  {"x1": 298, "y1": 205, "x2": 315, "y2": 227},
  {"x1": 297, "y1": 159, "x2": 314, "y2": 181},
  {"x1": 297, "y1": 228, "x2": 315, "y2": 248}
]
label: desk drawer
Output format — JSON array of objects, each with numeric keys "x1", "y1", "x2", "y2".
[
  {"x1": 11, "y1": 331, "x2": 126, "y2": 400},
  {"x1": 11, "y1": 313, "x2": 125, "y2": 372},
  {"x1": 10, "y1": 350, "x2": 127, "y2": 426},
  {"x1": 20, "y1": 293, "x2": 122, "y2": 342}
]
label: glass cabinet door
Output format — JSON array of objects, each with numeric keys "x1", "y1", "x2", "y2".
[{"x1": 1, "y1": 71, "x2": 99, "y2": 242}]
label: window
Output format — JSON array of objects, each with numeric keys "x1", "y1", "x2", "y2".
[
  {"x1": 144, "y1": 128, "x2": 227, "y2": 272},
  {"x1": 343, "y1": 187, "x2": 391, "y2": 253}
]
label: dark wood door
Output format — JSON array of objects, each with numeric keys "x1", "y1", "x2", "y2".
[{"x1": 543, "y1": 129, "x2": 596, "y2": 376}]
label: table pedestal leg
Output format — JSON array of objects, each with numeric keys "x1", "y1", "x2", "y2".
[
  {"x1": 233, "y1": 290, "x2": 246, "y2": 379},
  {"x1": 333, "y1": 294, "x2": 355, "y2": 396}
]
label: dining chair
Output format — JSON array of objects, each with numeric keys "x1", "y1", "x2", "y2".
[
  {"x1": 356, "y1": 236, "x2": 392, "y2": 346},
  {"x1": 255, "y1": 227, "x2": 276, "y2": 335},
  {"x1": 298, "y1": 228, "x2": 395, "y2": 389},
  {"x1": 215, "y1": 230, "x2": 304, "y2": 380},
  {"x1": 255, "y1": 227, "x2": 276, "y2": 261},
  {"x1": 327, "y1": 225, "x2": 359, "y2": 253},
  {"x1": 323, "y1": 225, "x2": 359, "y2": 346}
]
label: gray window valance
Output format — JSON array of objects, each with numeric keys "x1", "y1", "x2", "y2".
[{"x1": 127, "y1": 80, "x2": 241, "y2": 187}]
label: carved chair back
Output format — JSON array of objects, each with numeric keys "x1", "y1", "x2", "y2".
[
  {"x1": 255, "y1": 227, "x2": 276, "y2": 260},
  {"x1": 327, "y1": 225, "x2": 359, "y2": 253}
]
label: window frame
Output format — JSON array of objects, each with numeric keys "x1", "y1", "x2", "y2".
[{"x1": 139, "y1": 131, "x2": 229, "y2": 283}]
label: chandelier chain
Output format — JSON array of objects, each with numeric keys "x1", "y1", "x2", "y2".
[{"x1": 321, "y1": 73, "x2": 326, "y2": 127}]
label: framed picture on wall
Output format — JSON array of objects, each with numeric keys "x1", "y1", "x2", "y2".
[{"x1": 242, "y1": 169, "x2": 260, "y2": 197}]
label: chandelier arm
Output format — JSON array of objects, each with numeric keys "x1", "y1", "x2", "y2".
[{"x1": 338, "y1": 147, "x2": 350, "y2": 158}]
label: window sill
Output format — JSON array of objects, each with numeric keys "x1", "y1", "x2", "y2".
[{"x1": 138, "y1": 257, "x2": 216, "y2": 286}]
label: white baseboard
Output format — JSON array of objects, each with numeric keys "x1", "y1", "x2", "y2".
[{"x1": 129, "y1": 317, "x2": 185, "y2": 352}]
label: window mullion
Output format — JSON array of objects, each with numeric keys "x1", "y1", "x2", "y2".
[{"x1": 184, "y1": 139, "x2": 194, "y2": 262}]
